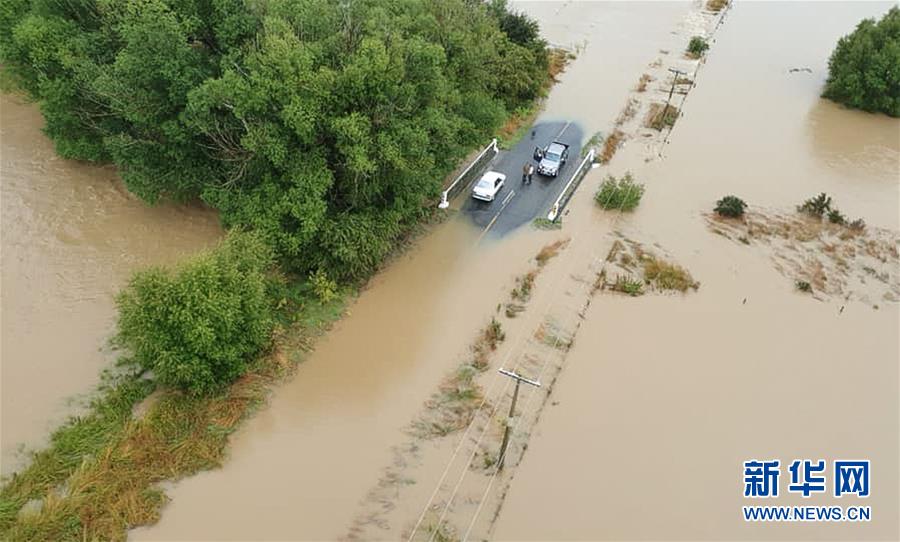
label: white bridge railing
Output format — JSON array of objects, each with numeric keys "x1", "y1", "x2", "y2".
[
  {"x1": 547, "y1": 148, "x2": 595, "y2": 222},
  {"x1": 438, "y1": 138, "x2": 498, "y2": 209}
]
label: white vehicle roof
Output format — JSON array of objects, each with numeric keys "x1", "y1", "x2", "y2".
[
  {"x1": 547, "y1": 143, "x2": 567, "y2": 154},
  {"x1": 480, "y1": 171, "x2": 506, "y2": 183}
]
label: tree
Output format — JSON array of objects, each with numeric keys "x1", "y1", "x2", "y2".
[
  {"x1": 823, "y1": 6, "x2": 900, "y2": 117},
  {"x1": 115, "y1": 231, "x2": 276, "y2": 396},
  {"x1": 1, "y1": 0, "x2": 550, "y2": 280}
]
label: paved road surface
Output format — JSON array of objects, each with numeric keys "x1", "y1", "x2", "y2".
[{"x1": 461, "y1": 120, "x2": 584, "y2": 237}]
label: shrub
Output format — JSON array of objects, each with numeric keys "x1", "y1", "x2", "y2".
[
  {"x1": 849, "y1": 218, "x2": 867, "y2": 232},
  {"x1": 595, "y1": 172, "x2": 645, "y2": 211},
  {"x1": 116, "y1": 232, "x2": 276, "y2": 396},
  {"x1": 796, "y1": 280, "x2": 812, "y2": 293},
  {"x1": 827, "y1": 208, "x2": 847, "y2": 225},
  {"x1": 797, "y1": 193, "x2": 832, "y2": 217},
  {"x1": 687, "y1": 36, "x2": 710, "y2": 57},
  {"x1": 714, "y1": 195, "x2": 747, "y2": 218},
  {"x1": 643, "y1": 258, "x2": 700, "y2": 292},
  {"x1": 310, "y1": 269, "x2": 338, "y2": 303},
  {"x1": 823, "y1": 7, "x2": 900, "y2": 117}
]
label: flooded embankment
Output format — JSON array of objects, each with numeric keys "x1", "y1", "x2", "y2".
[
  {"x1": 494, "y1": 2, "x2": 899, "y2": 540},
  {"x1": 132, "y1": 2, "x2": 696, "y2": 540},
  {"x1": 0, "y1": 94, "x2": 222, "y2": 474}
]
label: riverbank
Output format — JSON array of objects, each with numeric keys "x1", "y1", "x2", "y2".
[{"x1": 0, "y1": 94, "x2": 223, "y2": 474}]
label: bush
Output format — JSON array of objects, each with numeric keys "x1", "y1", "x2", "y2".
[
  {"x1": 643, "y1": 257, "x2": 700, "y2": 292},
  {"x1": 714, "y1": 195, "x2": 747, "y2": 218},
  {"x1": 797, "y1": 193, "x2": 832, "y2": 217},
  {"x1": 827, "y1": 208, "x2": 847, "y2": 225},
  {"x1": 310, "y1": 269, "x2": 338, "y2": 303},
  {"x1": 595, "y1": 172, "x2": 645, "y2": 211},
  {"x1": 823, "y1": 7, "x2": 900, "y2": 117},
  {"x1": 116, "y1": 232, "x2": 276, "y2": 396},
  {"x1": 687, "y1": 36, "x2": 710, "y2": 57}
]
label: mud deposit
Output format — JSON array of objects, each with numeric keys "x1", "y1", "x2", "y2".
[
  {"x1": 0, "y1": 95, "x2": 222, "y2": 475},
  {"x1": 494, "y1": 1, "x2": 899, "y2": 540}
]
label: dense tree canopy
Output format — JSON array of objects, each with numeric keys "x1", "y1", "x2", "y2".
[
  {"x1": 0, "y1": 0, "x2": 548, "y2": 279},
  {"x1": 823, "y1": 6, "x2": 900, "y2": 117}
]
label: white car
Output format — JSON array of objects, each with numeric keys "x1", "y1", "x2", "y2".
[{"x1": 471, "y1": 171, "x2": 506, "y2": 202}]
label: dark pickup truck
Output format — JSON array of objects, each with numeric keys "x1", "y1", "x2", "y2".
[{"x1": 533, "y1": 140, "x2": 570, "y2": 178}]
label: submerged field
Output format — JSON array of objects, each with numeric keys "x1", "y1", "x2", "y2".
[{"x1": 494, "y1": 2, "x2": 899, "y2": 540}]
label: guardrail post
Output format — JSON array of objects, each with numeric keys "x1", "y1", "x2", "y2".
[{"x1": 546, "y1": 149, "x2": 595, "y2": 222}]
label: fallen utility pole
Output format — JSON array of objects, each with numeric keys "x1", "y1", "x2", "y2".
[{"x1": 497, "y1": 368, "x2": 541, "y2": 470}]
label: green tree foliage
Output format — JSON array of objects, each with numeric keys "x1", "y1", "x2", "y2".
[
  {"x1": 595, "y1": 172, "x2": 645, "y2": 211},
  {"x1": 687, "y1": 36, "x2": 709, "y2": 57},
  {"x1": 823, "y1": 6, "x2": 900, "y2": 117},
  {"x1": 714, "y1": 195, "x2": 747, "y2": 218},
  {"x1": 115, "y1": 231, "x2": 276, "y2": 396},
  {"x1": 1, "y1": 0, "x2": 548, "y2": 280}
]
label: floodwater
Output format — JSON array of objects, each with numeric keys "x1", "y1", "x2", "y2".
[
  {"x1": 132, "y1": 2, "x2": 697, "y2": 540},
  {"x1": 494, "y1": 2, "x2": 899, "y2": 540},
  {"x1": 0, "y1": 94, "x2": 222, "y2": 474}
]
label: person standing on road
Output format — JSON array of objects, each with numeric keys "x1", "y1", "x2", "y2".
[
  {"x1": 522, "y1": 162, "x2": 530, "y2": 184},
  {"x1": 527, "y1": 163, "x2": 535, "y2": 184}
]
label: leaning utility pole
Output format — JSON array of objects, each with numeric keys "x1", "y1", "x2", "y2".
[
  {"x1": 663, "y1": 68, "x2": 688, "y2": 118},
  {"x1": 497, "y1": 368, "x2": 541, "y2": 470}
]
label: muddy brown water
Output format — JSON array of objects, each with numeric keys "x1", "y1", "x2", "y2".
[
  {"x1": 0, "y1": 94, "x2": 222, "y2": 475},
  {"x1": 494, "y1": 1, "x2": 899, "y2": 540},
  {"x1": 132, "y1": 3, "x2": 699, "y2": 540}
]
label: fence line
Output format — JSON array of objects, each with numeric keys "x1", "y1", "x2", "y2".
[
  {"x1": 438, "y1": 139, "x2": 499, "y2": 209},
  {"x1": 546, "y1": 149, "x2": 595, "y2": 222}
]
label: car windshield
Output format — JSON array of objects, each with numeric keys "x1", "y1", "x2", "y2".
[
  {"x1": 545, "y1": 151, "x2": 561, "y2": 161},
  {"x1": 476, "y1": 177, "x2": 494, "y2": 189}
]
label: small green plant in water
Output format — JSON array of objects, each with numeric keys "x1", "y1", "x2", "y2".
[
  {"x1": 595, "y1": 172, "x2": 645, "y2": 211},
  {"x1": 612, "y1": 274, "x2": 644, "y2": 296},
  {"x1": 798, "y1": 192, "x2": 832, "y2": 218},
  {"x1": 827, "y1": 208, "x2": 846, "y2": 225},
  {"x1": 486, "y1": 317, "x2": 506, "y2": 347},
  {"x1": 714, "y1": 195, "x2": 747, "y2": 218},
  {"x1": 687, "y1": 36, "x2": 710, "y2": 57}
]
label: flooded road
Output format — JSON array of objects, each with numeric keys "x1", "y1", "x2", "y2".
[
  {"x1": 0, "y1": 94, "x2": 222, "y2": 474},
  {"x1": 494, "y1": 1, "x2": 899, "y2": 540},
  {"x1": 132, "y1": 2, "x2": 697, "y2": 540}
]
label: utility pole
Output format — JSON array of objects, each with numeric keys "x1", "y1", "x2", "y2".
[
  {"x1": 663, "y1": 68, "x2": 688, "y2": 119},
  {"x1": 497, "y1": 368, "x2": 541, "y2": 470}
]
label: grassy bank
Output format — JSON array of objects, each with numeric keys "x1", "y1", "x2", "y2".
[{"x1": 0, "y1": 281, "x2": 348, "y2": 541}]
